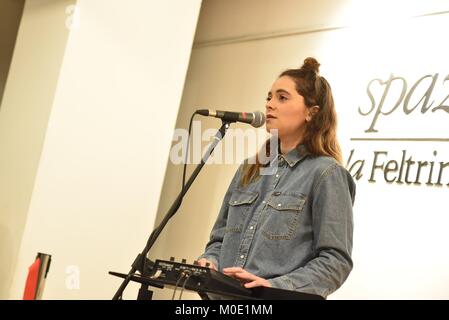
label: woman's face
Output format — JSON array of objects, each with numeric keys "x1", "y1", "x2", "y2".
[{"x1": 265, "y1": 76, "x2": 309, "y2": 138}]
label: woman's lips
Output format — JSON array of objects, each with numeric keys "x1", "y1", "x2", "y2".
[{"x1": 266, "y1": 114, "x2": 276, "y2": 119}]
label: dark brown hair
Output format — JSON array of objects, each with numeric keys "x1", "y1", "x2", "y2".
[{"x1": 241, "y1": 57, "x2": 342, "y2": 187}]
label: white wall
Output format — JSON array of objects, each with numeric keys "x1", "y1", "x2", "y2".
[
  {"x1": 5, "y1": 0, "x2": 201, "y2": 299},
  {"x1": 150, "y1": 0, "x2": 449, "y2": 299},
  {"x1": 0, "y1": 0, "x2": 74, "y2": 299}
]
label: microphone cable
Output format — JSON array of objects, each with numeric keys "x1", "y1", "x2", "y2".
[
  {"x1": 182, "y1": 111, "x2": 198, "y2": 192},
  {"x1": 141, "y1": 111, "x2": 198, "y2": 275}
]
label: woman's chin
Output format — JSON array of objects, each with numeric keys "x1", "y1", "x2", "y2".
[{"x1": 265, "y1": 123, "x2": 278, "y2": 133}]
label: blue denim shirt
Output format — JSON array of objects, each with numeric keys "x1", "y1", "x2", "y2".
[{"x1": 199, "y1": 144, "x2": 355, "y2": 298}]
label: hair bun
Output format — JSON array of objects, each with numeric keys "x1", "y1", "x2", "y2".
[{"x1": 301, "y1": 57, "x2": 320, "y2": 74}]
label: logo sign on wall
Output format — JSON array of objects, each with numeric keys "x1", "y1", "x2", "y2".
[{"x1": 346, "y1": 72, "x2": 449, "y2": 188}]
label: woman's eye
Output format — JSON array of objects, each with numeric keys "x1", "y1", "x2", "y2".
[
  {"x1": 266, "y1": 96, "x2": 271, "y2": 101},
  {"x1": 279, "y1": 95, "x2": 287, "y2": 101}
]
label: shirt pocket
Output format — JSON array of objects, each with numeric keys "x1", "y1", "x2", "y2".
[
  {"x1": 226, "y1": 190, "x2": 258, "y2": 233},
  {"x1": 262, "y1": 192, "x2": 307, "y2": 240}
]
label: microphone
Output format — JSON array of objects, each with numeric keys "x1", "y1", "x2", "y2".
[{"x1": 196, "y1": 109, "x2": 266, "y2": 128}]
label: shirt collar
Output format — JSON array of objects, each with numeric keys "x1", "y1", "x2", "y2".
[{"x1": 278, "y1": 144, "x2": 310, "y2": 167}]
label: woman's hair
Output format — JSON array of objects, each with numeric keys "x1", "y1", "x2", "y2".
[{"x1": 240, "y1": 57, "x2": 342, "y2": 187}]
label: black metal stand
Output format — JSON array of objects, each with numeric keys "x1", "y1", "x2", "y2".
[{"x1": 111, "y1": 120, "x2": 232, "y2": 300}]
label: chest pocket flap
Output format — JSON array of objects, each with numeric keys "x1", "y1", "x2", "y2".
[
  {"x1": 267, "y1": 193, "x2": 306, "y2": 211},
  {"x1": 229, "y1": 190, "x2": 258, "y2": 206}
]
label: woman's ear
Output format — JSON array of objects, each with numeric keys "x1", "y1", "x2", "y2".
[
  {"x1": 310, "y1": 105, "x2": 320, "y2": 116},
  {"x1": 306, "y1": 105, "x2": 320, "y2": 122}
]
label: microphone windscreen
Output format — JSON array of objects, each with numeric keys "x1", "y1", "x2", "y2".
[{"x1": 252, "y1": 111, "x2": 266, "y2": 128}]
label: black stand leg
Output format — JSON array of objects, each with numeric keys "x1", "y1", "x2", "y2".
[{"x1": 137, "y1": 286, "x2": 153, "y2": 300}]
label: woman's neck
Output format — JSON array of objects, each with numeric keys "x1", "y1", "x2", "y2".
[{"x1": 280, "y1": 135, "x2": 303, "y2": 154}]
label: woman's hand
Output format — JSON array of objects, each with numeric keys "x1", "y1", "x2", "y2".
[
  {"x1": 197, "y1": 258, "x2": 217, "y2": 271},
  {"x1": 222, "y1": 267, "x2": 272, "y2": 288}
]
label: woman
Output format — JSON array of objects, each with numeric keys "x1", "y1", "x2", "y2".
[{"x1": 198, "y1": 57, "x2": 355, "y2": 299}]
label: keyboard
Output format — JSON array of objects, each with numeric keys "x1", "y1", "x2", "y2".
[
  {"x1": 109, "y1": 257, "x2": 324, "y2": 300},
  {"x1": 149, "y1": 259, "x2": 252, "y2": 297}
]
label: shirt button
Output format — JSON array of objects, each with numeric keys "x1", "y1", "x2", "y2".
[
  {"x1": 249, "y1": 226, "x2": 254, "y2": 230},
  {"x1": 277, "y1": 203, "x2": 282, "y2": 207},
  {"x1": 273, "y1": 192, "x2": 281, "y2": 196},
  {"x1": 262, "y1": 200, "x2": 266, "y2": 204},
  {"x1": 240, "y1": 255, "x2": 245, "y2": 259},
  {"x1": 275, "y1": 174, "x2": 280, "y2": 178},
  {"x1": 233, "y1": 201, "x2": 237, "y2": 204}
]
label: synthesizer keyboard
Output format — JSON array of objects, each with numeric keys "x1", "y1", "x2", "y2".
[
  {"x1": 149, "y1": 259, "x2": 252, "y2": 297},
  {"x1": 109, "y1": 257, "x2": 324, "y2": 300}
]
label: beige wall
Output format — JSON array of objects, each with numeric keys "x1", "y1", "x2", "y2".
[
  {"x1": 151, "y1": 0, "x2": 449, "y2": 299},
  {"x1": 3, "y1": 0, "x2": 201, "y2": 299},
  {"x1": 193, "y1": 0, "x2": 449, "y2": 46},
  {"x1": 0, "y1": 0, "x2": 74, "y2": 299},
  {"x1": 0, "y1": 0, "x2": 25, "y2": 107}
]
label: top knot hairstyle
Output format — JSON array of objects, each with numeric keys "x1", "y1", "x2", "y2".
[
  {"x1": 302, "y1": 57, "x2": 320, "y2": 74},
  {"x1": 240, "y1": 57, "x2": 343, "y2": 187}
]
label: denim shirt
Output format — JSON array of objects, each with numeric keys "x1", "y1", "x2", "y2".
[{"x1": 199, "y1": 144, "x2": 356, "y2": 298}]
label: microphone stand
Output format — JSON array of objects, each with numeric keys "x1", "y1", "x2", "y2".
[{"x1": 112, "y1": 120, "x2": 232, "y2": 300}]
